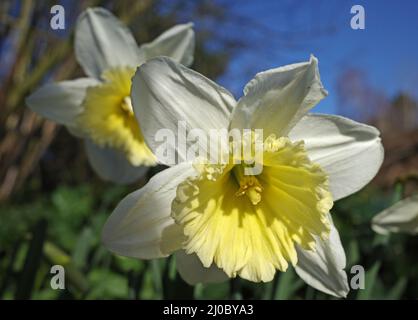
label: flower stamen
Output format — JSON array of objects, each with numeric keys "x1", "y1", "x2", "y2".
[
  {"x1": 76, "y1": 66, "x2": 156, "y2": 166},
  {"x1": 121, "y1": 96, "x2": 134, "y2": 115},
  {"x1": 233, "y1": 166, "x2": 263, "y2": 205}
]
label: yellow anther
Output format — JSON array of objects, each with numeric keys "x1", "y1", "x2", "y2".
[
  {"x1": 121, "y1": 96, "x2": 134, "y2": 115},
  {"x1": 234, "y1": 174, "x2": 263, "y2": 205}
]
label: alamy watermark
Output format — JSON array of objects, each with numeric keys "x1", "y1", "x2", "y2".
[
  {"x1": 154, "y1": 121, "x2": 264, "y2": 175},
  {"x1": 350, "y1": 5, "x2": 365, "y2": 30},
  {"x1": 50, "y1": 5, "x2": 65, "y2": 30},
  {"x1": 50, "y1": 265, "x2": 65, "y2": 290},
  {"x1": 350, "y1": 265, "x2": 365, "y2": 290}
]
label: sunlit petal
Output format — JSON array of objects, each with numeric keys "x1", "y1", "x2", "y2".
[
  {"x1": 139, "y1": 23, "x2": 195, "y2": 66},
  {"x1": 230, "y1": 55, "x2": 326, "y2": 136},
  {"x1": 131, "y1": 57, "x2": 236, "y2": 165},
  {"x1": 102, "y1": 163, "x2": 196, "y2": 258},
  {"x1": 75, "y1": 7, "x2": 141, "y2": 78},
  {"x1": 295, "y1": 216, "x2": 349, "y2": 298},
  {"x1": 289, "y1": 113, "x2": 384, "y2": 200}
]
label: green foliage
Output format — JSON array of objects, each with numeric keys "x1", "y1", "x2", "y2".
[
  {"x1": 334, "y1": 185, "x2": 418, "y2": 300},
  {"x1": 1, "y1": 182, "x2": 418, "y2": 299}
]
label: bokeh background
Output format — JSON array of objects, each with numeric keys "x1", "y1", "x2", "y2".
[{"x1": 0, "y1": 0, "x2": 417, "y2": 300}]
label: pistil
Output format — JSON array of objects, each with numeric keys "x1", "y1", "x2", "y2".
[{"x1": 233, "y1": 165, "x2": 263, "y2": 205}]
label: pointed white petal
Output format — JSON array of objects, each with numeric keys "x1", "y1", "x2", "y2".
[
  {"x1": 175, "y1": 251, "x2": 228, "y2": 285},
  {"x1": 295, "y1": 217, "x2": 349, "y2": 298},
  {"x1": 131, "y1": 57, "x2": 236, "y2": 165},
  {"x1": 230, "y1": 55, "x2": 327, "y2": 136},
  {"x1": 372, "y1": 195, "x2": 418, "y2": 235},
  {"x1": 102, "y1": 163, "x2": 196, "y2": 259},
  {"x1": 26, "y1": 78, "x2": 98, "y2": 127},
  {"x1": 289, "y1": 113, "x2": 384, "y2": 201},
  {"x1": 75, "y1": 7, "x2": 141, "y2": 78},
  {"x1": 139, "y1": 23, "x2": 195, "y2": 66},
  {"x1": 85, "y1": 140, "x2": 148, "y2": 184}
]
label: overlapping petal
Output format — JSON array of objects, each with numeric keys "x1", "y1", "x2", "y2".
[
  {"x1": 26, "y1": 78, "x2": 99, "y2": 128},
  {"x1": 295, "y1": 216, "x2": 349, "y2": 298},
  {"x1": 289, "y1": 114, "x2": 384, "y2": 201},
  {"x1": 139, "y1": 23, "x2": 195, "y2": 67},
  {"x1": 131, "y1": 57, "x2": 236, "y2": 165},
  {"x1": 230, "y1": 55, "x2": 327, "y2": 137},
  {"x1": 75, "y1": 7, "x2": 142, "y2": 79},
  {"x1": 84, "y1": 140, "x2": 148, "y2": 184},
  {"x1": 175, "y1": 251, "x2": 228, "y2": 285},
  {"x1": 102, "y1": 162, "x2": 196, "y2": 259}
]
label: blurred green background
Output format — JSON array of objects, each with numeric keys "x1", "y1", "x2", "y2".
[{"x1": 1, "y1": 0, "x2": 417, "y2": 299}]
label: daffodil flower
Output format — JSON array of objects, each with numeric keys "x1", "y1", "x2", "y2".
[
  {"x1": 372, "y1": 195, "x2": 418, "y2": 235},
  {"x1": 102, "y1": 56, "x2": 384, "y2": 297},
  {"x1": 26, "y1": 8, "x2": 195, "y2": 183}
]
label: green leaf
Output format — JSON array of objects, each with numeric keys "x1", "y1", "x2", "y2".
[
  {"x1": 72, "y1": 227, "x2": 95, "y2": 268},
  {"x1": 386, "y1": 277, "x2": 407, "y2": 300},
  {"x1": 114, "y1": 256, "x2": 144, "y2": 273},
  {"x1": 151, "y1": 260, "x2": 164, "y2": 299},
  {"x1": 86, "y1": 269, "x2": 128, "y2": 299},
  {"x1": 347, "y1": 240, "x2": 360, "y2": 266},
  {"x1": 197, "y1": 282, "x2": 229, "y2": 299},
  {"x1": 15, "y1": 220, "x2": 47, "y2": 300},
  {"x1": 274, "y1": 267, "x2": 304, "y2": 300},
  {"x1": 392, "y1": 183, "x2": 404, "y2": 204}
]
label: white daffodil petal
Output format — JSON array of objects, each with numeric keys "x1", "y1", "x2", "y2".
[
  {"x1": 289, "y1": 113, "x2": 384, "y2": 201},
  {"x1": 66, "y1": 126, "x2": 86, "y2": 139},
  {"x1": 26, "y1": 78, "x2": 98, "y2": 127},
  {"x1": 295, "y1": 216, "x2": 349, "y2": 298},
  {"x1": 75, "y1": 7, "x2": 141, "y2": 78},
  {"x1": 230, "y1": 55, "x2": 327, "y2": 136},
  {"x1": 372, "y1": 195, "x2": 418, "y2": 235},
  {"x1": 175, "y1": 251, "x2": 229, "y2": 285},
  {"x1": 131, "y1": 57, "x2": 236, "y2": 165},
  {"x1": 139, "y1": 23, "x2": 195, "y2": 67},
  {"x1": 102, "y1": 162, "x2": 196, "y2": 259},
  {"x1": 85, "y1": 140, "x2": 148, "y2": 185}
]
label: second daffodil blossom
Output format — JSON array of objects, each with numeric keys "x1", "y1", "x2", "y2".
[
  {"x1": 25, "y1": 7, "x2": 195, "y2": 184},
  {"x1": 372, "y1": 195, "x2": 418, "y2": 235},
  {"x1": 102, "y1": 56, "x2": 384, "y2": 297}
]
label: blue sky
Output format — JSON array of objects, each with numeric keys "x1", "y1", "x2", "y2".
[
  {"x1": 214, "y1": 0, "x2": 418, "y2": 115},
  {"x1": 2, "y1": 0, "x2": 417, "y2": 117}
]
